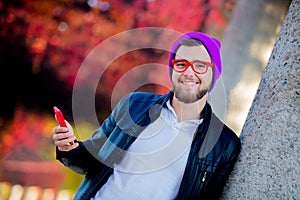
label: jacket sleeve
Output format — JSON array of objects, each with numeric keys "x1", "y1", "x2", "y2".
[
  {"x1": 206, "y1": 137, "x2": 241, "y2": 199},
  {"x1": 56, "y1": 141, "x2": 103, "y2": 174},
  {"x1": 56, "y1": 111, "x2": 117, "y2": 174}
]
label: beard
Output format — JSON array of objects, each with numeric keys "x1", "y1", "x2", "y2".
[{"x1": 172, "y1": 80, "x2": 211, "y2": 104}]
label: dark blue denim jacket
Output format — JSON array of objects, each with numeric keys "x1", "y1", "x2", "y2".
[{"x1": 56, "y1": 91, "x2": 241, "y2": 200}]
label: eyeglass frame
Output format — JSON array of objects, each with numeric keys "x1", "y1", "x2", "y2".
[{"x1": 171, "y1": 59, "x2": 214, "y2": 74}]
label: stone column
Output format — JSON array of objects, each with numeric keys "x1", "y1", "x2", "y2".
[
  {"x1": 221, "y1": 0, "x2": 300, "y2": 199},
  {"x1": 211, "y1": 0, "x2": 291, "y2": 134}
]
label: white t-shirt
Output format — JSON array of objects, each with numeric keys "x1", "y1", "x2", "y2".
[{"x1": 92, "y1": 101, "x2": 202, "y2": 200}]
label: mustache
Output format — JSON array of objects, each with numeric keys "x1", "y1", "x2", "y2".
[{"x1": 178, "y1": 76, "x2": 201, "y2": 83}]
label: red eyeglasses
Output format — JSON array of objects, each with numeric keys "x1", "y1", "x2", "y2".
[{"x1": 171, "y1": 59, "x2": 214, "y2": 74}]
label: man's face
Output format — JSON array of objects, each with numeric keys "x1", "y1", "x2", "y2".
[{"x1": 172, "y1": 45, "x2": 213, "y2": 103}]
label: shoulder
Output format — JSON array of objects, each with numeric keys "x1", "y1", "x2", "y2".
[
  {"x1": 209, "y1": 112, "x2": 241, "y2": 154},
  {"x1": 116, "y1": 91, "x2": 172, "y2": 108},
  {"x1": 211, "y1": 119, "x2": 241, "y2": 165},
  {"x1": 206, "y1": 105, "x2": 240, "y2": 149},
  {"x1": 126, "y1": 91, "x2": 170, "y2": 103},
  {"x1": 220, "y1": 123, "x2": 240, "y2": 143},
  {"x1": 207, "y1": 117, "x2": 241, "y2": 163}
]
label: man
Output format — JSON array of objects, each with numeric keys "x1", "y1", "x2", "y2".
[{"x1": 52, "y1": 32, "x2": 241, "y2": 200}]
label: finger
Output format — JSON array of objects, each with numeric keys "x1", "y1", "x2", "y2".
[
  {"x1": 52, "y1": 126, "x2": 69, "y2": 134},
  {"x1": 52, "y1": 131, "x2": 65, "y2": 142},
  {"x1": 64, "y1": 121, "x2": 74, "y2": 134},
  {"x1": 52, "y1": 127, "x2": 69, "y2": 142},
  {"x1": 54, "y1": 135, "x2": 76, "y2": 146},
  {"x1": 52, "y1": 131, "x2": 72, "y2": 142}
]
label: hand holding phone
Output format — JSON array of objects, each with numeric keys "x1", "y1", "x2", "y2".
[{"x1": 53, "y1": 106, "x2": 74, "y2": 145}]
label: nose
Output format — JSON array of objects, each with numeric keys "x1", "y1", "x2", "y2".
[{"x1": 183, "y1": 65, "x2": 195, "y2": 76}]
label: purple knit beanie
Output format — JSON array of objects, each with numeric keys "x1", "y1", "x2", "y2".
[{"x1": 168, "y1": 32, "x2": 222, "y2": 92}]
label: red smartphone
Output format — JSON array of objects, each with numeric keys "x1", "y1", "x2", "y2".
[{"x1": 53, "y1": 106, "x2": 74, "y2": 145}]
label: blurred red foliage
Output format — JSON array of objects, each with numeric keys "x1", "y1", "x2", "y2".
[
  {"x1": 0, "y1": 106, "x2": 56, "y2": 161},
  {"x1": 1, "y1": 0, "x2": 234, "y2": 90}
]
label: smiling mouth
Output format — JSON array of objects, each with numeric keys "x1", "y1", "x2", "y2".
[{"x1": 180, "y1": 81, "x2": 200, "y2": 85}]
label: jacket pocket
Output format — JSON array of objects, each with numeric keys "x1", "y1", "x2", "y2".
[{"x1": 190, "y1": 160, "x2": 217, "y2": 198}]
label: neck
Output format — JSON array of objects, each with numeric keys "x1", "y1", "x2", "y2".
[{"x1": 171, "y1": 94, "x2": 207, "y2": 122}]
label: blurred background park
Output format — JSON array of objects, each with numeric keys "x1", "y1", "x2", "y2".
[{"x1": 0, "y1": 0, "x2": 292, "y2": 199}]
